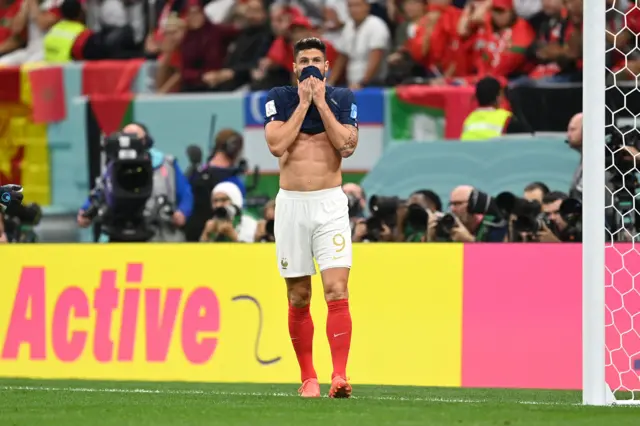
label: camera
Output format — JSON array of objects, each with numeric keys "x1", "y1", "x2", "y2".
[
  {"x1": 347, "y1": 193, "x2": 363, "y2": 218},
  {"x1": 365, "y1": 195, "x2": 404, "y2": 241},
  {"x1": 3, "y1": 202, "x2": 42, "y2": 243},
  {"x1": 435, "y1": 212, "x2": 457, "y2": 240},
  {"x1": 212, "y1": 204, "x2": 239, "y2": 221},
  {"x1": 96, "y1": 132, "x2": 155, "y2": 242},
  {"x1": 495, "y1": 192, "x2": 546, "y2": 236}
]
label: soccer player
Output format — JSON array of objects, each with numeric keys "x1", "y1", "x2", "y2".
[{"x1": 263, "y1": 37, "x2": 358, "y2": 398}]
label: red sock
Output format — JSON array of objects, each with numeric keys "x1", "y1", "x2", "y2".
[
  {"x1": 326, "y1": 299, "x2": 352, "y2": 379},
  {"x1": 288, "y1": 303, "x2": 317, "y2": 382}
]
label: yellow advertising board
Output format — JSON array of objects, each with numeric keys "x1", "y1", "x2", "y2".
[{"x1": 0, "y1": 244, "x2": 464, "y2": 386}]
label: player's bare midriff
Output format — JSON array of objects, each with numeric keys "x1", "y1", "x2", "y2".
[{"x1": 278, "y1": 131, "x2": 342, "y2": 191}]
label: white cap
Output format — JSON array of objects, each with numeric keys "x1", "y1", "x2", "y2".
[{"x1": 212, "y1": 181, "x2": 243, "y2": 208}]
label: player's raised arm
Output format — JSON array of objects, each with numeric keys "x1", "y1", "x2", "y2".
[
  {"x1": 313, "y1": 82, "x2": 358, "y2": 158},
  {"x1": 264, "y1": 84, "x2": 313, "y2": 157}
]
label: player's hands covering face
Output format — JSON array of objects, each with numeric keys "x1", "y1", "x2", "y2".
[
  {"x1": 309, "y1": 77, "x2": 326, "y2": 106},
  {"x1": 298, "y1": 79, "x2": 314, "y2": 106}
]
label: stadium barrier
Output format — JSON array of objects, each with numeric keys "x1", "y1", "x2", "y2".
[{"x1": 4, "y1": 243, "x2": 637, "y2": 390}]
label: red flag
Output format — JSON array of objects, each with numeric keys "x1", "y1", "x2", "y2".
[
  {"x1": 396, "y1": 85, "x2": 476, "y2": 138},
  {"x1": 28, "y1": 67, "x2": 66, "y2": 123},
  {"x1": 82, "y1": 59, "x2": 144, "y2": 96},
  {"x1": 0, "y1": 67, "x2": 21, "y2": 103},
  {"x1": 89, "y1": 94, "x2": 134, "y2": 135}
]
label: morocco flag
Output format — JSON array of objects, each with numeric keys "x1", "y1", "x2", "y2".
[{"x1": 389, "y1": 85, "x2": 476, "y2": 140}]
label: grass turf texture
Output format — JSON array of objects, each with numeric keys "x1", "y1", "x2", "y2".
[{"x1": 0, "y1": 378, "x2": 638, "y2": 426}]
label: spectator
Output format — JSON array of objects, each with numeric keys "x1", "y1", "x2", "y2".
[
  {"x1": 155, "y1": 13, "x2": 185, "y2": 93},
  {"x1": 0, "y1": 0, "x2": 60, "y2": 65},
  {"x1": 321, "y1": 0, "x2": 349, "y2": 46},
  {"x1": 180, "y1": 0, "x2": 238, "y2": 92},
  {"x1": 460, "y1": 76, "x2": 530, "y2": 140},
  {"x1": 328, "y1": 0, "x2": 391, "y2": 89},
  {"x1": 254, "y1": 14, "x2": 337, "y2": 89},
  {"x1": 524, "y1": 0, "x2": 578, "y2": 83},
  {"x1": 0, "y1": 0, "x2": 25, "y2": 57},
  {"x1": 212, "y1": 0, "x2": 272, "y2": 91},
  {"x1": 91, "y1": 0, "x2": 143, "y2": 58},
  {"x1": 523, "y1": 181, "x2": 549, "y2": 203},
  {"x1": 403, "y1": 0, "x2": 465, "y2": 80},
  {"x1": 564, "y1": 0, "x2": 582, "y2": 74},
  {"x1": 43, "y1": 0, "x2": 91, "y2": 62},
  {"x1": 391, "y1": 0, "x2": 425, "y2": 51},
  {"x1": 609, "y1": 0, "x2": 640, "y2": 79},
  {"x1": 201, "y1": 181, "x2": 257, "y2": 243},
  {"x1": 250, "y1": 3, "x2": 298, "y2": 89},
  {"x1": 254, "y1": 199, "x2": 275, "y2": 242},
  {"x1": 447, "y1": 0, "x2": 535, "y2": 85},
  {"x1": 144, "y1": 0, "x2": 184, "y2": 58}
]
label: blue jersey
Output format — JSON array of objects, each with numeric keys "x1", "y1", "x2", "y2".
[{"x1": 263, "y1": 85, "x2": 358, "y2": 135}]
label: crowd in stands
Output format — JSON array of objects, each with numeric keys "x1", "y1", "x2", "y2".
[{"x1": 2, "y1": 0, "x2": 637, "y2": 89}]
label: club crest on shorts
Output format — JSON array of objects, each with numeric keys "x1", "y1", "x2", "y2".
[{"x1": 280, "y1": 258, "x2": 288, "y2": 270}]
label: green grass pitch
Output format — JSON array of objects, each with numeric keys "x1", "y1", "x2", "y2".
[{"x1": 0, "y1": 378, "x2": 638, "y2": 425}]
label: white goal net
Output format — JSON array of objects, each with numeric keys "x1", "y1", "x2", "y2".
[{"x1": 585, "y1": 0, "x2": 640, "y2": 406}]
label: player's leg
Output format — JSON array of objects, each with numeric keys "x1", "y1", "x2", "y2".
[
  {"x1": 285, "y1": 276, "x2": 320, "y2": 397},
  {"x1": 274, "y1": 191, "x2": 319, "y2": 397},
  {"x1": 312, "y1": 189, "x2": 353, "y2": 398}
]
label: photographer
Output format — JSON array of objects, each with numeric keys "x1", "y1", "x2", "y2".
[
  {"x1": 201, "y1": 182, "x2": 257, "y2": 243},
  {"x1": 77, "y1": 123, "x2": 193, "y2": 242},
  {"x1": 186, "y1": 129, "x2": 247, "y2": 242},
  {"x1": 254, "y1": 199, "x2": 275, "y2": 242},
  {"x1": 427, "y1": 185, "x2": 508, "y2": 243},
  {"x1": 538, "y1": 191, "x2": 568, "y2": 243},
  {"x1": 395, "y1": 190, "x2": 442, "y2": 242}
]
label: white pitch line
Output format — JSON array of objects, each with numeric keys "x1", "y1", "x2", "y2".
[{"x1": 0, "y1": 385, "x2": 579, "y2": 406}]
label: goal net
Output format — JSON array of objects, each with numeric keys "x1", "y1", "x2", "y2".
[{"x1": 585, "y1": 0, "x2": 640, "y2": 406}]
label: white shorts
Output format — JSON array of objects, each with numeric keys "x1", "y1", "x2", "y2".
[{"x1": 274, "y1": 186, "x2": 352, "y2": 278}]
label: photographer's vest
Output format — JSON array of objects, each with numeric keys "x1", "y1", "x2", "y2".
[
  {"x1": 460, "y1": 108, "x2": 512, "y2": 141},
  {"x1": 145, "y1": 155, "x2": 185, "y2": 242},
  {"x1": 43, "y1": 20, "x2": 86, "y2": 63}
]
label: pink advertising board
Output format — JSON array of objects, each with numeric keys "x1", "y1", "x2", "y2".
[{"x1": 461, "y1": 244, "x2": 640, "y2": 391}]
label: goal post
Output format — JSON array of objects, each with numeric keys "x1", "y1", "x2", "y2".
[
  {"x1": 582, "y1": 0, "x2": 606, "y2": 406},
  {"x1": 583, "y1": 0, "x2": 640, "y2": 406}
]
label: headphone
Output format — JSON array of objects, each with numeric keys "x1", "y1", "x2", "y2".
[
  {"x1": 128, "y1": 122, "x2": 155, "y2": 148},
  {"x1": 216, "y1": 133, "x2": 243, "y2": 161}
]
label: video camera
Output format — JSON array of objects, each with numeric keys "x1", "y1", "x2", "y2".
[
  {"x1": 3, "y1": 202, "x2": 42, "y2": 243},
  {"x1": 86, "y1": 132, "x2": 155, "y2": 242}
]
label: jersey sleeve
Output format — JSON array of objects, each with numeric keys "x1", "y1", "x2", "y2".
[
  {"x1": 264, "y1": 88, "x2": 287, "y2": 125},
  {"x1": 338, "y1": 89, "x2": 358, "y2": 127}
]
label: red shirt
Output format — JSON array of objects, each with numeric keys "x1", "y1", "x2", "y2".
[
  {"x1": 0, "y1": 0, "x2": 23, "y2": 44},
  {"x1": 466, "y1": 17, "x2": 535, "y2": 81},
  {"x1": 407, "y1": 6, "x2": 468, "y2": 76},
  {"x1": 180, "y1": 21, "x2": 238, "y2": 89}
]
